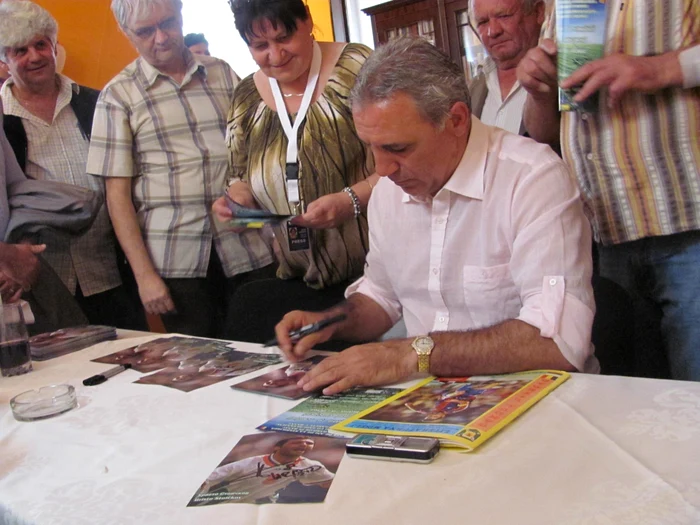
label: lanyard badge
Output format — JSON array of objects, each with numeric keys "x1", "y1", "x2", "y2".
[{"x1": 269, "y1": 41, "x2": 322, "y2": 252}]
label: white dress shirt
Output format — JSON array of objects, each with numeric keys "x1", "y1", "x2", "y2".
[
  {"x1": 479, "y1": 58, "x2": 527, "y2": 134},
  {"x1": 347, "y1": 117, "x2": 598, "y2": 372}
]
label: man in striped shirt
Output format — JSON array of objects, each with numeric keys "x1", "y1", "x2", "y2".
[
  {"x1": 518, "y1": 0, "x2": 700, "y2": 381},
  {"x1": 87, "y1": 0, "x2": 274, "y2": 338}
]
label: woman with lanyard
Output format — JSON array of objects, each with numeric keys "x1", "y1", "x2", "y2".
[{"x1": 213, "y1": 0, "x2": 378, "y2": 344}]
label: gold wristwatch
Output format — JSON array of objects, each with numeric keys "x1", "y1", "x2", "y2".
[{"x1": 411, "y1": 335, "x2": 434, "y2": 373}]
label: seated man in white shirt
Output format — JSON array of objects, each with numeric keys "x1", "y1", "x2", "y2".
[
  {"x1": 469, "y1": 0, "x2": 545, "y2": 134},
  {"x1": 274, "y1": 37, "x2": 596, "y2": 395}
]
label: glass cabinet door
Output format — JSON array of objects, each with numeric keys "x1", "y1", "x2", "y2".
[
  {"x1": 385, "y1": 18, "x2": 436, "y2": 46},
  {"x1": 455, "y1": 9, "x2": 485, "y2": 83}
]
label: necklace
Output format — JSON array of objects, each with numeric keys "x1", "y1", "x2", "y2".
[{"x1": 282, "y1": 92, "x2": 304, "y2": 98}]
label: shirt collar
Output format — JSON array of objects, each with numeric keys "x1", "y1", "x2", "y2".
[
  {"x1": 401, "y1": 115, "x2": 489, "y2": 204},
  {"x1": 137, "y1": 49, "x2": 206, "y2": 89},
  {"x1": 0, "y1": 73, "x2": 78, "y2": 119}
]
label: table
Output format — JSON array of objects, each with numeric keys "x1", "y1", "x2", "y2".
[{"x1": 1, "y1": 334, "x2": 699, "y2": 525}]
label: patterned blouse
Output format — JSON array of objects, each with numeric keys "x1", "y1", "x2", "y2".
[{"x1": 226, "y1": 43, "x2": 374, "y2": 289}]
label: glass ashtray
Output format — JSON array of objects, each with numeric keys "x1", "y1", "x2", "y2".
[{"x1": 10, "y1": 384, "x2": 77, "y2": 422}]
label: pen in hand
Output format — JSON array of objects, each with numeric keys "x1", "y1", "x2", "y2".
[
  {"x1": 263, "y1": 314, "x2": 348, "y2": 348},
  {"x1": 83, "y1": 364, "x2": 132, "y2": 386}
]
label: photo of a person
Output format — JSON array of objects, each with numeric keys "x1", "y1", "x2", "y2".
[
  {"x1": 189, "y1": 433, "x2": 346, "y2": 506},
  {"x1": 361, "y1": 378, "x2": 528, "y2": 425},
  {"x1": 134, "y1": 350, "x2": 281, "y2": 392},
  {"x1": 231, "y1": 355, "x2": 326, "y2": 399}
]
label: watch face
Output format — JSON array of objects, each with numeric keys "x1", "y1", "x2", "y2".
[{"x1": 413, "y1": 336, "x2": 434, "y2": 354}]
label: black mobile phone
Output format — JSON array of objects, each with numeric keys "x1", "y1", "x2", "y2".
[{"x1": 346, "y1": 434, "x2": 440, "y2": 464}]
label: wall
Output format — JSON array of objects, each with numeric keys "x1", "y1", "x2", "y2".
[
  {"x1": 35, "y1": 0, "x2": 335, "y2": 90},
  {"x1": 34, "y1": 0, "x2": 137, "y2": 90}
]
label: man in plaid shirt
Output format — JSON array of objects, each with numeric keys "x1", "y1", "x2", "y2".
[{"x1": 87, "y1": 0, "x2": 274, "y2": 338}]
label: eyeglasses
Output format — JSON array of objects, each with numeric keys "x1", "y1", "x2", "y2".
[{"x1": 128, "y1": 16, "x2": 181, "y2": 40}]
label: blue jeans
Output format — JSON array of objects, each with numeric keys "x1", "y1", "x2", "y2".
[{"x1": 598, "y1": 230, "x2": 700, "y2": 381}]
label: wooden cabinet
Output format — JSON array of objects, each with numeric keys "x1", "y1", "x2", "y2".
[{"x1": 362, "y1": 0, "x2": 486, "y2": 83}]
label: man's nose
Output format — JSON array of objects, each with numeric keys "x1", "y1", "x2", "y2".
[
  {"x1": 154, "y1": 27, "x2": 169, "y2": 45},
  {"x1": 26, "y1": 46, "x2": 42, "y2": 61},
  {"x1": 487, "y1": 18, "x2": 504, "y2": 38},
  {"x1": 373, "y1": 152, "x2": 398, "y2": 178}
]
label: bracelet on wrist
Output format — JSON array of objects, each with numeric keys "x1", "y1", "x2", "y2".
[{"x1": 342, "y1": 187, "x2": 361, "y2": 218}]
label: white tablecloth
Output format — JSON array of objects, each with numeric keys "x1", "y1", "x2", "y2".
[{"x1": 1, "y1": 334, "x2": 699, "y2": 525}]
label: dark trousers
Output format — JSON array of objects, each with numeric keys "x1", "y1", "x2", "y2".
[
  {"x1": 75, "y1": 284, "x2": 148, "y2": 331},
  {"x1": 162, "y1": 250, "x2": 277, "y2": 339},
  {"x1": 597, "y1": 230, "x2": 700, "y2": 381},
  {"x1": 223, "y1": 277, "x2": 351, "y2": 350}
]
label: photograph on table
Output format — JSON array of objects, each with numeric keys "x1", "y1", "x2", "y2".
[
  {"x1": 29, "y1": 325, "x2": 117, "y2": 361},
  {"x1": 257, "y1": 387, "x2": 401, "y2": 437},
  {"x1": 367, "y1": 377, "x2": 530, "y2": 424},
  {"x1": 332, "y1": 371, "x2": 570, "y2": 450},
  {"x1": 134, "y1": 350, "x2": 282, "y2": 393},
  {"x1": 188, "y1": 432, "x2": 347, "y2": 506},
  {"x1": 93, "y1": 336, "x2": 237, "y2": 373},
  {"x1": 230, "y1": 355, "x2": 326, "y2": 399}
]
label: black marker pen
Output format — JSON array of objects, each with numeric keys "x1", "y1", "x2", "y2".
[{"x1": 83, "y1": 364, "x2": 132, "y2": 386}]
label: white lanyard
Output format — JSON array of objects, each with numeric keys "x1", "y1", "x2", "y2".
[{"x1": 269, "y1": 41, "x2": 322, "y2": 207}]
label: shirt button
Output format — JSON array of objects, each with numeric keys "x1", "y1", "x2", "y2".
[
  {"x1": 549, "y1": 278, "x2": 557, "y2": 286},
  {"x1": 432, "y1": 268, "x2": 439, "y2": 275},
  {"x1": 581, "y1": 114, "x2": 588, "y2": 121},
  {"x1": 586, "y1": 153, "x2": 593, "y2": 160},
  {"x1": 439, "y1": 316, "x2": 445, "y2": 322}
]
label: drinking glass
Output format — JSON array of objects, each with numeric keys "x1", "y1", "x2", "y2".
[{"x1": 0, "y1": 303, "x2": 32, "y2": 377}]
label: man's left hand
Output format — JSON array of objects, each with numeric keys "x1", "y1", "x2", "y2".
[
  {"x1": 297, "y1": 339, "x2": 418, "y2": 395},
  {"x1": 562, "y1": 52, "x2": 682, "y2": 108}
]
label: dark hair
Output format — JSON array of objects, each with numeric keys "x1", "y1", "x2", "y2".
[
  {"x1": 274, "y1": 437, "x2": 313, "y2": 449},
  {"x1": 228, "y1": 0, "x2": 308, "y2": 45},
  {"x1": 184, "y1": 32, "x2": 208, "y2": 47}
]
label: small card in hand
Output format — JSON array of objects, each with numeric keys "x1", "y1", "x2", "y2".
[{"x1": 224, "y1": 192, "x2": 293, "y2": 229}]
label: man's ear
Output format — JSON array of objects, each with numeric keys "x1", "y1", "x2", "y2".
[
  {"x1": 447, "y1": 101, "x2": 471, "y2": 137},
  {"x1": 535, "y1": 0, "x2": 546, "y2": 25}
]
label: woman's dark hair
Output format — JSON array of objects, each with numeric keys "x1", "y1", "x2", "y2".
[{"x1": 228, "y1": 0, "x2": 309, "y2": 45}]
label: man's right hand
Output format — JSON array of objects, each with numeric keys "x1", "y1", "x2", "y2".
[
  {"x1": 517, "y1": 39, "x2": 559, "y2": 100},
  {"x1": 274, "y1": 310, "x2": 341, "y2": 361},
  {"x1": 137, "y1": 272, "x2": 176, "y2": 315},
  {"x1": 0, "y1": 243, "x2": 45, "y2": 292}
]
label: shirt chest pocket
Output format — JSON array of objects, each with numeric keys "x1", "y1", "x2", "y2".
[{"x1": 463, "y1": 264, "x2": 522, "y2": 329}]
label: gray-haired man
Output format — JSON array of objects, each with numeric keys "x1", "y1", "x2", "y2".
[
  {"x1": 0, "y1": 0, "x2": 145, "y2": 329},
  {"x1": 87, "y1": 0, "x2": 274, "y2": 338},
  {"x1": 275, "y1": 37, "x2": 596, "y2": 395},
  {"x1": 468, "y1": 0, "x2": 545, "y2": 134}
]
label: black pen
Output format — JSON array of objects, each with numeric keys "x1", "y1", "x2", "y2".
[
  {"x1": 83, "y1": 364, "x2": 132, "y2": 386},
  {"x1": 263, "y1": 314, "x2": 347, "y2": 347}
]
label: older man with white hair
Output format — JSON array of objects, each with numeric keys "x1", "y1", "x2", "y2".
[
  {"x1": 87, "y1": 0, "x2": 275, "y2": 338},
  {"x1": 468, "y1": 0, "x2": 545, "y2": 134},
  {"x1": 0, "y1": 0, "x2": 145, "y2": 330}
]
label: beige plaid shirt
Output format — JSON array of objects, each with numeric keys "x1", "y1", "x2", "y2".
[
  {"x1": 0, "y1": 75, "x2": 121, "y2": 296},
  {"x1": 87, "y1": 54, "x2": 273, "y2": 278}
]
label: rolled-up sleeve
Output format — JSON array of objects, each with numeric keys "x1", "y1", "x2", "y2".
[{"x1": 511, "y1": 160, "x2": 596, "y2": 372}]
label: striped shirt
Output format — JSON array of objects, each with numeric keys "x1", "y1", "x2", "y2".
[
  {"x1": 87, "y1": 54, "x2": 273, "y2": 278},
  {"x1": 1, "y1": 75, "x2": 121, "y2": 296},
  {"x1": 559, "y1": 0, "x2": 700, "y2": 245}
]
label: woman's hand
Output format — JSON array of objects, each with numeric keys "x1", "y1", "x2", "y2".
[
  {"x1": 291, "y1": 192, "x2": 355, "y2": 229},
  {"x1": 212, "y1": 181, "x2": 259, "y2": 223}
]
